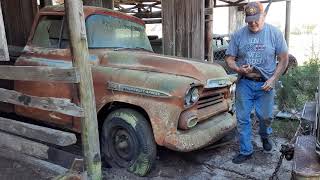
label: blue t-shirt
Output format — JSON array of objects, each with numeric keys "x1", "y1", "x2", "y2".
[{"x1": 226, "y1": 23, "x2": 288, "y2": 79}]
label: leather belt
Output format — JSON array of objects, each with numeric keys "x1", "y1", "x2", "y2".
[{"x1": 241, "y1": 76, "x2": 266, "y2": 82}]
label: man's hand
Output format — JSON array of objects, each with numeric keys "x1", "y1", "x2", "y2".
[
  {"x1": 261, "y1": 77, "x2": 275, "y2": 91},
  {"x1": 261, "y1": 52, "x2": 288, "y2": 92},
  {"x1": 239, "y1": 64, "x2": 253, "y2": 75}
]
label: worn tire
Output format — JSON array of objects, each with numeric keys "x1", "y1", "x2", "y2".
[{"x1": 101, "y1": 108, "x2": 156, "y2": 176}]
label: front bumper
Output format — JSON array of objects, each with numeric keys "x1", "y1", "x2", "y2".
[{"x1": 163, "y1": 112, "x2": 236, "y2": 152}]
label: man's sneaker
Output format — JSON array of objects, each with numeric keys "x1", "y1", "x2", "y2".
[
  {"x1": 262, "y1": 138, "x2": 272, "y2": 151},
  {"x1": 232, "y1": 153, "x2": 253, "y2": 164}
]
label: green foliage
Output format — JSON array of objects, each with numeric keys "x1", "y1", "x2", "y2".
[
  {"x1": 272, "y1": 119, "x2": 300, "y2": 139},
  {"x1": 276, "y1": 56, "x2": 320, "y2": 111}
]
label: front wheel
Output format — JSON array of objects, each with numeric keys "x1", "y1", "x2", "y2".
[{"x1": 101, "y1": 108, "x2": 156, "y2": 176}]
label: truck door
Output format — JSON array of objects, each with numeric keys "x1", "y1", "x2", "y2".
[{"x1": 14, "y1": 14, "x2": 76, "y2": 129}]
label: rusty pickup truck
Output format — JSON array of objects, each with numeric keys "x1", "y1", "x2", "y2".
[{"x1": 11, "y1": 6, "x2": 237, "y2": 176}]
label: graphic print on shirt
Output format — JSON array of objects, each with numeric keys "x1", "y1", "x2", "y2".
[{"x1": 245, "y1": 37, "x2": 266, "y2": 65}]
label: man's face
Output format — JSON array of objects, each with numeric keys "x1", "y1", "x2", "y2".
[{"x1": 247, "y1": 15, "x2": 265, "y2": 33}]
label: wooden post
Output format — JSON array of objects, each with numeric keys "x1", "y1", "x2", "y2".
[
  {"x1": 162, "y1": 0, "x2": 205, "y2": 60},
  {"x1": 205, "y1": 0, "x2": 214, "y2": 62},
  {"x1": 83, "y1": 0, "x2": 102, "y2": 7},
  {"x1": 65, "y1": 1, "x2": 102, "y2": 180},
  {"x1": 0, "y1": 2, "x2": 9, "y2": 61},
  {"x1": 228, "y1": 4, "x2": 246, "y2": 34},
  {"x1": 285, "y1": 0, "x2": 291, "y2": 48},
  {"x1": 102, "y1": 0, "x2": 114, "y2": 9}
]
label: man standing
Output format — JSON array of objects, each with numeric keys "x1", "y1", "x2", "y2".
[{"x1": 225, "y1": 1, "x2": 288, "y2": 164}]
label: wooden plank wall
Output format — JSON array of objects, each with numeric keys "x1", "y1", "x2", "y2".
[
  {"x1": 1, "y1": 0, "x2": 37, "y2": 47},
  {"x1": 162, "y1": 0, "x2": 205, "y2": 60}
]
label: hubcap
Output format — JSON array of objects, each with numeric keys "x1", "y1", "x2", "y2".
[{"x1": 113, "y1": 128, "x2": 134, "y2": 161}]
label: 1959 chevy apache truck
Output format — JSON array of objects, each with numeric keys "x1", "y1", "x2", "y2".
[{"x1": 12, "y1": 6, "x2": 237, "y2": 176}]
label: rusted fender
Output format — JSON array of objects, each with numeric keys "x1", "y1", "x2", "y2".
[{"x1": 92, "y1": 66, "x2": 199, "y2": 145}]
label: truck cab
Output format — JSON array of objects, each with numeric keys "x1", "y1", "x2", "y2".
[{"x1": 13, "y1": 6, "x2": 237, "y2": 176}]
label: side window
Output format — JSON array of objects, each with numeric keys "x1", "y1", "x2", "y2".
[{"x1": 32, "y1": 15, "x2": 70, "y2": 49}]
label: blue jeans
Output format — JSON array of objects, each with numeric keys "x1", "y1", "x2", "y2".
[{"x1": 235, "y1": 79, "x2": 274, "y2": 155}]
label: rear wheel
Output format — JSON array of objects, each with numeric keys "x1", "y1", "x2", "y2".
[{"x1": 101, "y1": 108, "x2": 156, "y2": 176}]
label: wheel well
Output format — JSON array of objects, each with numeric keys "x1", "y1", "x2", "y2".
[{"x1": 97, "y1": 102, "x2": 151, "y2": 132}]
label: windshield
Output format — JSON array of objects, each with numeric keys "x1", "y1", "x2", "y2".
[{"x1": 86, "y1": 14, "x2": 153, "y2": 51}]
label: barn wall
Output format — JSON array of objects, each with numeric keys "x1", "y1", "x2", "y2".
[
  {"x1": 1, "y1": 0, "x2": 38, "y2": 46},
  {"x1": 162, "y1": 0, "x2": 205, "y2": 60}
]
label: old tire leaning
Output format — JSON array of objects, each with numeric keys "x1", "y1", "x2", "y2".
[{"x1": 101, "y1": 108, "x2": 156, "y2": 176}]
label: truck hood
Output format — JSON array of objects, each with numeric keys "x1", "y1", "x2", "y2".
[{"x1": 100, "y1": 51, "x2": 231, "y2": 85}]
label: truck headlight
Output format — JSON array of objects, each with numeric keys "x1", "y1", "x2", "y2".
[
  {"x1": 229, "y1": 84, "x2": 236, "y2": 99},
  {"x1": 185, "y1": 87, "x2": 200, "y2": 107},
  {"x1": 228, "y1": 84, "x2": 236, "y2": 112}
]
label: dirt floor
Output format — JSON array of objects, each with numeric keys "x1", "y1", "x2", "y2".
[
  {"x1": 0, "y1": 157, "x2": 56, "y2": 180},
  {"x1": 102, "y1": 132, "x2": 293, "y2": 180},
  {"x1": 0, "y1": 124, "x2": 294, "y2": 180}
]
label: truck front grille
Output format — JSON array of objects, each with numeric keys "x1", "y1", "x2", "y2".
[
  {"x1": 197, "y1": 93, "x2": 224, "y2": 109},
  {"x1": 196, "y1": 88, "x2": 229, "y2": 121}
]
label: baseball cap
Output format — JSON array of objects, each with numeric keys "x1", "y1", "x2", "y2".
[{"x1": 244, "y1": 2, "x2": 264, "y2": 22}]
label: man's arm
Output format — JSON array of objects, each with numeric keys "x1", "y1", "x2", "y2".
[
  {"x1": 261, "y1": 52, "x2": 288, "y2": 91},
  {"x1": 225, "y1": 55, "x2": 252, "y2": 74}
]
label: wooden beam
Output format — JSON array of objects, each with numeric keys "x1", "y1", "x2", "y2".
[
  {"x1": 114, "y1": 0, "x2": 160, "y2": 4},
  {"x1": 0, "y1": 88, "x2": 84, "y2": 117},
  {"x1": 143, "y1": 18, "x2": 161, "y2": 24},
  {"x1": 0, "y1": 132, "x2": 81, "y2": 169},
  {"x1": 215, "y1": 0, "x2": 286, "y2": 7},
  {"x1": 0, "y1": 147, "x2": 68, "y2": 175},
  {"x1": 0, "y1": 116, "x2": 77, "y2": 146},
  {"x1": 134, "y1": 11, "x2": 161, "y2": 18},
  {"x1": 0, "y1": 2, "x2": 9, "y2": 61},
  {"x1": 0, "y1": 131, "x2": 49, "y2": 159},
  {"x1": 0, "y1": 66, "x2": 80, "y2": 83},
  {"x1": 65, "y1": 1, "x2": 102, "y2": 180}
]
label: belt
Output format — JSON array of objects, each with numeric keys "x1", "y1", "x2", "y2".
[{"x1": 241, "y1": 76, "x2": 266, "y2": 82}]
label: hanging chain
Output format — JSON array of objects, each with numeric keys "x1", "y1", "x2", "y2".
[
  {"x1": 269, "y1": 144, "x2": 295, "y2": 180},
  {"x1": 269, "y1": 154, "x2": 285, "y2": 180},
  {"x1": 268, "y1": 115, "x2": 299, "y2": 180}
]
